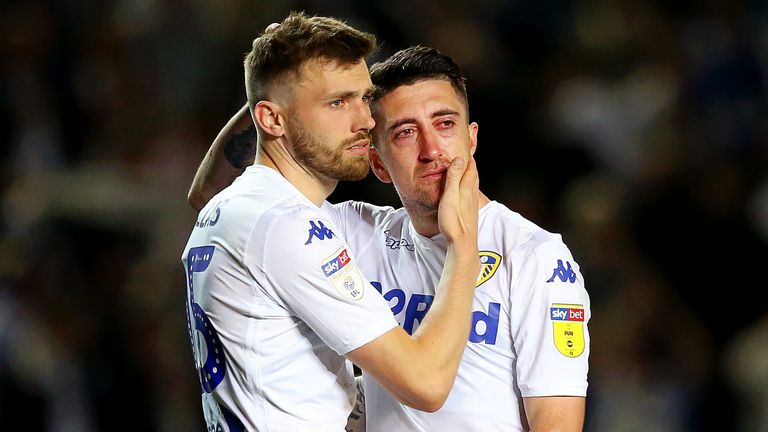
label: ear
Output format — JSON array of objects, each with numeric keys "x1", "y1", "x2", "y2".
[
  {"x1": 468, "y1": 122, "x2": 479, "y2": 156},
  {"x1": 369, "y1": 147, "x2": 392, "y2": 184},
  {"x1": 252, "y1": 101, "x2": 285, "y2": 137}
]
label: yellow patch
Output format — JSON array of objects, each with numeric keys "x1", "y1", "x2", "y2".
[
  {"x1": 476, "y1": 251, "x2": 502, "y2": 287},
  {"x1": 551, "y1": 303, "x2": 585, "y2": 358}
]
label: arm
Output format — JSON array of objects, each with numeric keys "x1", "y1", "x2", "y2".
[
  {"x1": 523, "y1": 396, "x2": 585, "y2": 432},
  {"x1": 513, "y1": 238, "x2": 591, "y2": 430},
  {"x1": 188, "y1": 104, "x2": 256, "y2": 211},
  {"x1": 346, "y1": 157, "x2": 480, "y2": 412}
]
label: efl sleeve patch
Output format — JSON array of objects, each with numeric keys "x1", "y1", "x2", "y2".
[
  {"x1": 321, "y1": 247, "x2": 364, "y2": 301},
  {"x1": 550, "y1": 303, "x2": 585, "y2": 357}
]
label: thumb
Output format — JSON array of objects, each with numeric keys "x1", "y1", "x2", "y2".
[
  {"x1": 448, "y1": 157, "x2": 465, "y2": 178},
  {"x1": 443, "y1": 157, "x2": 465, "y2": 195}
]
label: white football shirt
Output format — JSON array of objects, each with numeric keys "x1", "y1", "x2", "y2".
[
  {"x1": 181, "y1": 165, "x2": 398, "y2": 432},
  {"x1": 324, "y1": 200, "x2": 591, "y2": 431}
]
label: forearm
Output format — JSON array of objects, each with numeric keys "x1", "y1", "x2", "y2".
[
  {"x1": 346, "y1": 157, "x2": 479, "y2": 412},
  {"x1": 188, "y1": 104, "x2": 257, "y2": 211},
  {"x1": 409, "y1": 156, "x2": 480, "y2": 390},
  {"x1": 346, "y1": 248, "x2": 478, "y2": 412},
  {"x1": 409, "y1": 244, "x2": 479, "y2": 395}
]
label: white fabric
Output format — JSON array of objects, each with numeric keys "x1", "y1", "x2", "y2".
[
  {"x1": 181, "y1": 165, "x2": 398, "y2": 432},
  {"x1": 324, "y1": 200, "x2": 591, "y2": 432}
]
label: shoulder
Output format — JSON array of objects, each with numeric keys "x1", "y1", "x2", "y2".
[
  {"x1": 480, "y1": 202, "x2": 583, "y2": 285},
  {"x1": 259, "y1": 200, "x2": 338, "y2": 245},
  {"x1": 480, "y1": 201, "x2": 567, "y2": 256},
  {"x1": 242, "y1": 200, "x2": 357, "y2": 280},
  {"x1": 327, "y1": 200, "x2": 407, "y2": 237},
  {"x1": 200, "y1": 166, "x2": 300, "y2": 225},
  {"x1": 330, "y1": 200, "x2": 402, "y2": 222}
]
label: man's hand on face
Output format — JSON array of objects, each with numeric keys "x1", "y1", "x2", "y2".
[{"x1": 437, "y1": 156, "x2": 479, "y2": 249}]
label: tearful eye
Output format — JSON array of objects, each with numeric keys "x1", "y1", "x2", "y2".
[{"x1": 395, "y1": 128, "x2": 415, "y2": 139}]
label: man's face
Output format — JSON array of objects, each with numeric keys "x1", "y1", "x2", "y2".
[
  {"x1": 283, "y1": 58, "x2": 375, "y2": 181},
  {"x1": 371, "y1": 79, "x2": 478, "y2": 212}
]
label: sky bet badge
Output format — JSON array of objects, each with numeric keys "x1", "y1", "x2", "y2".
[
  {"x1": 476, "y1": 251, "x2": 502, "y2": 287},
  {"x1": 321, "y1": 247, "x2": 364, "y2": 301},
  {"x1": 550, "y1": 304, "x2": 585, "y2": 357}
]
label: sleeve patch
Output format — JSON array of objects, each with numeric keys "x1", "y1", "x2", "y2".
[
  {"x1": 321, "y1": 248, "x2": 364, "y2": 301},
  {"x1": 550, "y1": 303, "x2": 585, "y2": 357}
]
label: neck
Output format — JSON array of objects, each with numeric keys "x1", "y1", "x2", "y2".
[
  {"x1": 407, "y1": 192, "x2": 491, "y2": 237},
  {"x1": 255, "y1": 138, "x2": 337, "y2": 207}
]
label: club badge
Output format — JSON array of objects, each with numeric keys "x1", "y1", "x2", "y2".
[{"x1": 476, "y1": 251, "x2": 502, "y2": 287}]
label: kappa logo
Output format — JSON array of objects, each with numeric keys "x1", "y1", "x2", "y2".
[
  {"x1": 476, "y1": 251, "x2": 502, "y2": 287},
  {"x1": 546, "y1": 259, "x2": 577, "y2": 283},
  {"x1": 305, "y1": 220, "x2": 335, "y2": 245},
  {"x1": 384, "y1": 230, "x2": 415, "y2": 251}
]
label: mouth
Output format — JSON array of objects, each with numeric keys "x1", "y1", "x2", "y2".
[
  {"x1": 345, "y1": 139, "x2": 371, "y2": 155},
  {"x1": 420, "y1": 167, "x2": 447, "y2": 180}
]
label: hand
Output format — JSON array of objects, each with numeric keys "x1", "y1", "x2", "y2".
[{"x1": 437, "y1": 156, "x2": 479, "y2": 249}]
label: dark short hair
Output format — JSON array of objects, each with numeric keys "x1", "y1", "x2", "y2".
[
  {"x1": 369, "y1": 45, "x2": 469, "y2": 112},
  {"x1": 244, "y1": 11, "x2": 377, "y2": 108}
]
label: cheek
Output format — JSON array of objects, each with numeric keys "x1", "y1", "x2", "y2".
[
  {"x1": 442, "y1": 136, "x2": 472, "y2": 158},
  {"x1": 379, "y1": 157, "x2": 410, "y2": 184}
]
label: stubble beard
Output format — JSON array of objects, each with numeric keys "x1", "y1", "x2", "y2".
[
  {"x1": 399, "y1": 175, "x2": 444, "y2": 218},
  {"x1": 290, "y1": 121, "x2": 370, "y2": 181}
]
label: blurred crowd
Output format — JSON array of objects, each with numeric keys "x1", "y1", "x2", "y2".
[{"x1": 1, "y1": 0, "x2": 766, "y2": 431}]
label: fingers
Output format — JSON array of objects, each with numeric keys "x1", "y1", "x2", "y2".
[
  {"x1": 442, "y1": 156, "x2": 466, "y2": 197},
  {"x1": 456, "y1": 157, "x2": 479, "y2": 206},
  {"x1": 459, "y1": 157, "x2": 478, "y2": 190},
  {"x1": 436, "y1": 156, "x2": 479, "y2": 244},
  {"x1": 448, "y1": 157, "x2": 466, "y2": 178}
]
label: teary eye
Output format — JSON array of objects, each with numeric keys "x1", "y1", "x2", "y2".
[{"x1": 395, "y1": 128, "x2": 415, "y2": 139}]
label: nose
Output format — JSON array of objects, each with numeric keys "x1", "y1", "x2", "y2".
[
  {"x1": 353, "y1": 101, "x2": 376, "y2": 132},
  {"x1": 418, "y1": 128, "x2": 441, "y2": 162}
]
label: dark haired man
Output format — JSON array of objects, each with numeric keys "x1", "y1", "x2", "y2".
[
  {"x1": 353, "y1": 46, "x2": 589, "y2": 431},
  {"x1": 189, "y1": 43, "x2": 590, "y2": 431},
  {"x1": 181, "y1": 15, "x2": 480, "y2": 432}
]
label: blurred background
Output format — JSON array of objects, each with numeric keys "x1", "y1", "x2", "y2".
[{"x1": 1, "y1": 0, "x2": 767, "y2": 430}]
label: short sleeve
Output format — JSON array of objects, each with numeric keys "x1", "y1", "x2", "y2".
[
  {"x1": 511, "y1": 237, "x2": 591, "y2": 397},
  {"x1": 247, "y1": 206, "x2": 398, "y2": 355},
  {"x1": 322, "y1": 200, "x2": 392, "y2": 253}
]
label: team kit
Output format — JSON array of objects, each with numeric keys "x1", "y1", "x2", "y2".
[{"x1": 182, "y1": 166, "x2": 590, "y2": 431}]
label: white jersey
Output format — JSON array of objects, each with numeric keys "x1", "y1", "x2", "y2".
[
  {"x1": 324, "y1": 200, "x2": 590, "y2": 431},
  {"x1": 181, "y1": 165, "x2": 398, "y2": 432}
]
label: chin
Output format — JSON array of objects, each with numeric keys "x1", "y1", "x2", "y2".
[
  {"x1": 413, "y1": 191, "x2": 441, "y2": 211},
  {"x1": 337, "y1": 161, "x2": 370, "y2": 181}
]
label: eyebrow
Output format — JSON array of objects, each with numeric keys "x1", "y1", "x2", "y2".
[
  {"x1": 327, "y1": 86, "x2": 374, "y2": 100},
  {"x1": 386, "y1": 109, "x2": 461, "y2": 134}
]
